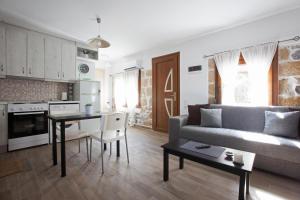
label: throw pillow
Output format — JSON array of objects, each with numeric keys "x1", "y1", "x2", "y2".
[
  {"x1": 289, "y1": 108, "x2": 300, "y2": 137},
  {"x1": 200, "y1": 108, "x2": 222, "y2": 128},
  {"x1": 187, "y1": 104, "x2": 210, "y2": 125},
  {"x1": 263, "y1": 111, "x2": 300, "y2": 138}
]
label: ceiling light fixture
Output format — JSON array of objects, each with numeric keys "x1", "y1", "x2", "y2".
[{"x1": 88, "y1": 17, "x2": 110, "y2": 48}]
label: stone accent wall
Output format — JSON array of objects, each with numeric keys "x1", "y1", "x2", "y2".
[
  {"x1": 136, "y1": 69, "x2": 152, "y2": 128},
  {"x1": 278, "y1": 43, "x2": 300, "y2": 106},
  {"x1": 208, "y1": 58, "x2": 216, "y2": 104},
  {"x1": 0, "y1": 78, "x2": 68, "y2": 101}
]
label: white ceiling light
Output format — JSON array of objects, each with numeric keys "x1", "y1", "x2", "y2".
[{"x1": 88, "y1": 17, "x2": 110, "y2": 48}]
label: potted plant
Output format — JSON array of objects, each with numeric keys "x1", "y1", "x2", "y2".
[{"x1": 85, "y1": 103, "x2": 93, "y2": 115}]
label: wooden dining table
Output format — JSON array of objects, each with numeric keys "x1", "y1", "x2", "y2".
[{"x1": 48, "y1": 113, "x2": 104, "y2": 177}]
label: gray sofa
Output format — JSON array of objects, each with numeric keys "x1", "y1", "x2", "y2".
[{"x1": 169, "y1": 104, "x2": 300, "y2": 180}]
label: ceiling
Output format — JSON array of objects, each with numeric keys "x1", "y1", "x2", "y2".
[{"x1": 0, "y1": 0, "x2": 300, "y2": 61}]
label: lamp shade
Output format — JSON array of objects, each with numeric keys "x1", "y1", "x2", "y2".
[{"x1": 88, "y1": 35, "x2": 110, "y2": 48}]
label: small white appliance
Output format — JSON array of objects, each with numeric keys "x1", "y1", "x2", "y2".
[
  {"x1": 61, "y1": 92, "x2": 68, "y2": 101},
  {"x1": 74, "y1": 81, "x2": 101, "y2": 132},
  {"x1": 8, "y1": 103, "x2": 49, "y2": 151},
  {"x1": 48, "y1": 101, "x2": 80, "y2": 143},
  {"x1": 76, "y1": 58, "x2": 95, "y2": 81}
]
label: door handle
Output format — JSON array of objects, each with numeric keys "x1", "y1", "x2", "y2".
[{"x1": 170, "y1": 92, "x2": 177, "y2": 102}]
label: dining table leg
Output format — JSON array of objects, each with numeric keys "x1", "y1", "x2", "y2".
[
  {"x1": 116, "y1": 140, "x2": 120, "y2": 157},
  {"x1": 52, "y1": 120, "x2": 57, "y2": 165},
  {"x1": 60, "y1": 121, "x2": 66, "y2": 177}
]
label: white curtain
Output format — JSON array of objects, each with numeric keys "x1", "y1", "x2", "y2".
[
  {"x1": 241, "y1": 42, "x2": 278, "y2": 106},
  {"x1": 214, "y1": 50, "x2": 240, "y2": 105},
  {"x1": 125, "y1": 69, "x2": 139, "y2": 111},
  {"x1": 112, "y1": 73, "x2": 126, "y2": 111}
]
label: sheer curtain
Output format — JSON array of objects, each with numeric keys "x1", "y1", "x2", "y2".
[
  {"x1": 241, "y1": 42, "x2": 278, "y2": 106},
  {"x1": 112, "y1": 73, "x2": 126, "y2": 111},
  {"x1": 214, "y1": 50, "x2": 240, "y2": 105},
  {"x1": 125, "y1": 69, "x2": 139, "y2": 110}
]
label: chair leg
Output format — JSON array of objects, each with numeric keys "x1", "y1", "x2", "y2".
[
  {"x1": 90, "y1": 138, "x2": 92, "y2": 161},
  {"x1": 78, "y1": 139, "x2": 81, "y2": 153},
  {"x1": 125, "y1": 129, "x2": 129, "y2": 164},
  {"x1": 110, "y1": 142, "x2": 112, "y2": 156},
  {"x1": 86, "y1": 137, "x2": 89, "y2": 161},
  {"x1": 101, "y1": 141, "x2": 104, "y2": 175}
]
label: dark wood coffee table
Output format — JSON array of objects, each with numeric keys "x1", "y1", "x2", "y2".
[{"x1": 161, "y1": 139, "x2": 255, "y2": 200}]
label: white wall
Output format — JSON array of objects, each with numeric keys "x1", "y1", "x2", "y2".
[{"x1": 109, "y1": 8, "x2": 300, "y2": 114}]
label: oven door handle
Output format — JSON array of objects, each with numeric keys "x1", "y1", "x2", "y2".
[{"x1": 13, "y1": 112, "x2": 45, "y2": 115}]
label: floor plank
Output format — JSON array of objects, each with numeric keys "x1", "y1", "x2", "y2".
[{"x1": 0, "y1": 127, "x2": 300, "y2": 200}]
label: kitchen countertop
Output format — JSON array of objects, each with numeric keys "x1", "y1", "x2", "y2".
[
  {"x1": 0, "y1": 100, "x2": 80, "y2": 105},
  {"x1": 48, "y1": 101, "x2": 80, "y2": 104}
]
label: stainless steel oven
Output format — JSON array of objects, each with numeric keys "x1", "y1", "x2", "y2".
[{"x1": 8, "y1": 103, "x2": 49, "y2": 151}]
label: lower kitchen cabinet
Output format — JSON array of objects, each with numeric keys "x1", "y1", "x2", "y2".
[{"x1": 0, "y1": 104, "x2": 8, "y2": 153}]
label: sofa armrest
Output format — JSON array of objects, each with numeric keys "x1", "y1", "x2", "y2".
[{"x1": 168, "y1": 115, "x2": 188, "y2": 142}]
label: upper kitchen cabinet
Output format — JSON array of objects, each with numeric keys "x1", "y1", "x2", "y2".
[
  {"x1": 45, "y1": 36, "x2": 61, "y2": 80},
  {"x1": 27, "y1": 31, "x2": 45, "y2": 79},
  {"x1": 6, "y1": 25, "x2": 27, "y2": 77},
  {"x1": 0, "y1": 24, "x2": 5, "y2": 77},
  {"x1": 61, "y1": 40, "x2": 76, "y2": 81}
]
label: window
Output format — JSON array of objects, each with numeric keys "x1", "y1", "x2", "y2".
[
  {"x1": 215, "y1": 50, "x2": 278, "y2": 106},
  {"x1": 234, "y1": 63, "x2": 251, "y2": 105},
  {"x1": 112, "y1": 69, "x2": 141, "y2": 111}
]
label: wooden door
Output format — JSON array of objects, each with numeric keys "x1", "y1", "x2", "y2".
[
  {"x1": 0, "y1": 24, "x2": 5, "y2": 76},
  {"x1": 61, "y1": 40, "x2": 76, "y2": 81},
  {"x1": 6, "y1": 25, "x2": 27, "y2": 77},
  {"x1": 27, "y1": 31, "x2": 45, "y2": 79},
  {"x1": 45, "y1": 36, "x2": 61, "y2": 80},
  {"x1": 152, "y1": 52, "x2": 180, "y2": 132}
]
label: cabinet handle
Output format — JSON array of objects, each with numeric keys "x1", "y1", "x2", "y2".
[
  {"x1": 22, "y1": 67, "x2": 25, "y2": 74},
  {"x1": 57, "y1": 72, "x2": 60, "y2": 78},
  {"x1": 29, "y1": 68, "x2": 31, "y2": 74},
  {"x1": 62, "y1": 72, "x2": 64, "y2": 78},
  {"x1": 0, "y1": 64, "x2": 3, "y2": 71}
]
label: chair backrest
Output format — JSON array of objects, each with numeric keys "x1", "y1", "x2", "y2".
[{"x1": 100, "y1": 112, "x2": 129, "y2": 132}]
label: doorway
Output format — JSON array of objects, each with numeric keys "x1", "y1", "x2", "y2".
[{"x1": 152, "y1": 52, "x2": 180, "y2": 132}]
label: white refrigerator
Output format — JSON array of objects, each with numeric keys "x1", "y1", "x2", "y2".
[{"x1": 74, "y1": 81, "x2": 101, "y2": 132}]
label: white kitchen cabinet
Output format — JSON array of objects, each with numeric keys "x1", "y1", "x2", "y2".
[
  {"x1": 45, "y1": 36, "x2": 61, "y2": 80},
  {"x1": 0, "y1": 24, "x2": 5, "y2": 76},
  {"x1": 6, "y1": 25, "x2": 27, "y2": 77},
  {"x1": 0, "y1": 104, "x2": 7, "y2": 153},
  {"x1": 61, "y1": 40, "x2": 76, "y2": 81},
  {"x1": 27, "y1": 31, "x2": 45, "y2": 79}
]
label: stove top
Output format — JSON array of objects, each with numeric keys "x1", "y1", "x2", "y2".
[
  {"x1": 10, "y1": 101, "x2": 47, "y2": 104},
  {"x1": 8, "y1": 102, "x2": 48, "y2": 113}
]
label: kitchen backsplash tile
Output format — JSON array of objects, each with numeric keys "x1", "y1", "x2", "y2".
[{"x1": 0, "y1": 78, "x2": 68, "y2": 101}]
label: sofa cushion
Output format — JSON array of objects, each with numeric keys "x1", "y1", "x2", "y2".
[
  {"x1": 200, "y1": 108, "x2": 222, "y2": 128},
  {"x1": 180, "y1": 125, "x2": 300, "y2": 164},
  {"x1": 264, "y1": 111, "x2": 300, "y2": 138},
  {"x1": 187, "y1": 104, "x2": 210, "y2": 125},
  {"x1": 210, "y1": 104, "x2": 290, "y2": 132}
]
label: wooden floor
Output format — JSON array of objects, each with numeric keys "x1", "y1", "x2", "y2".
[{"x1": 0, "y1": 127, "x2": 300, "y2": 200}]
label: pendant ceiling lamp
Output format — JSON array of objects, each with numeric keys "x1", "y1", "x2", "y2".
[{"x1": 88, "y1": 17, "x2": 110, "y2": 48}]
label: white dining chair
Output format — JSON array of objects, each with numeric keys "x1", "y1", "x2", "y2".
[
  {"x1": 56, "y1": 121, "x2": 90, "y2": 161},
  {"x1": 89, "y1": 112, "x2": 129, "y2": 174}
]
